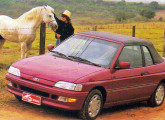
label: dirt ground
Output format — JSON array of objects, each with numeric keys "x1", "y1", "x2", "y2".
[{"x1": 1, "y1": 88, "x2": 165, "y2": 120}]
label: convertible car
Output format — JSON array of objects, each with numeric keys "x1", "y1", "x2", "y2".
[{"x1": 6, "y1": 31, "x2": 165, "y2": 119}]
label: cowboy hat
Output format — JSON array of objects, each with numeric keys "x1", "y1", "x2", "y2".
[{"x1": 62, "y1": 10, "x2": 71, "y2": 18}]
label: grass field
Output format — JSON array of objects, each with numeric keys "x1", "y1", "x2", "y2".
[{"x1": 1, "y1": 21, "x2": 165, "y2": 88}]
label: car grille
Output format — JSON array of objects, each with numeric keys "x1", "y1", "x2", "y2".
[
  {"x1": 20, "y1": 85, "x2": 49, "y2": 97},
  {"x1": 11, "y1": 81, "x2": 58, "y2": 100}
]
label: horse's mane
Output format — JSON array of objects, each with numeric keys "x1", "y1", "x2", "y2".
[{"x1": 17, "y1": 6, "x2": 43, "y2": 21}]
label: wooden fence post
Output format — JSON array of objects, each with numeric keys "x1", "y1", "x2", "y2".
[
  {"x1": 93, "y1": 25, "x2": 97, "y2": 31},
  {"x1": 132, "y1": 26, "x2": 135, "y2": 37},
  {"x1": 39, "y1": 23, "x2": 46, "y2": 55},
  {"x1": 163, "y1": 28, "x2": 165, "y2": 57}
]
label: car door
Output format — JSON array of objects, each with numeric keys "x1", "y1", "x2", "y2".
[
  {"x1": 108, "y1": 45, "x2": 148, "y2": 104},
  {"x1": 138, "y1": 46, "x2": 160, "y2": 97}
]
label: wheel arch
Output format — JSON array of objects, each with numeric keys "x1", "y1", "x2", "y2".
[
  {"x1": 148, "y1": 79, "x2": 165, "y2": 107},
  {"x1": 159, "y1": 79, "x2": 165, "y2": 86},
  {"x1": 90, "y1": 86, "x2": 107, "y2": 105}
]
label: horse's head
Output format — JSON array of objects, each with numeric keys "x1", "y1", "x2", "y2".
[{"x1": 42, "y1": 5, "x2": 58, "y2": 30}]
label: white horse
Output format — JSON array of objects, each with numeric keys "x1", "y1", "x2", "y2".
[{"x1": 0, "y1": 5, "x2": 58, "y2": 59}]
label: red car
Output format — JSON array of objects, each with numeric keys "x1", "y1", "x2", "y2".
[{"x1": 6, "y1": 31, "x2": 165, "y2": 119}]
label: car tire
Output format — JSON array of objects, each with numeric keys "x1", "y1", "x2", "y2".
[
  {"x1": 148, "y1": 82, "x2": 165, "y2": 107},
  {"x1": 79, "y1": 89, "x2": 103, "y2": 120},
  {"x1": 15, "y1": 95, "x2": 22, "y2": 102}
]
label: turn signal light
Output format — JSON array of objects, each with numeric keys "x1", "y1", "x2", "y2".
[
  {"x1": 68, "y1": 98, "x2": 77, "y2": 103},
  {"x1": 58, "y1": 96, "x2": 77, "y2": 103},
  {"x1": 6, "y1": 80, "x2": 12, "y2": 87}
]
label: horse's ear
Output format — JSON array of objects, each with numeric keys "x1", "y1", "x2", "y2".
[
  {"x1": 43, "y1": 6, "x2": 47, "y2": 10},
  {"x1": 51, "y1": 10, "x2": 55, "y2": 14}
]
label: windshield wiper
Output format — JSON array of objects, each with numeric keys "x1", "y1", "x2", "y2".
[
  {"x1": 51, "y1": 51, "x2": 71, "y2": 60},
  {"x1": 68, "y1": 56, "x2": 101, "y2": 67}
]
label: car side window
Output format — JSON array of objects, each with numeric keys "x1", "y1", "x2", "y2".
[
  {"x1": 118, "y1": 46, "x2": 143, "y2": 68},
  {"x1": 142, "y1": 46, "x2": 153, "y2": 66}
]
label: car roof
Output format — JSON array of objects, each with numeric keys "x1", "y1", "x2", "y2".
[
  {"x1": 76, "y1": 31, "x2": 163, "y2": 64},
  {"x1": 77, "y1": 31, "x2": 151, "y2": 46}
]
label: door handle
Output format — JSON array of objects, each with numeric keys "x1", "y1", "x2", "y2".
[{"x1": 141, "y1": 71, "x2": 149, "y2": 76}]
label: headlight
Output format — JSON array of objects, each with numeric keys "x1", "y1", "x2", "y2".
[
  {"x1": 8, "y1": 66, "x2": 20, "y2": 76},
  {"x1": 54, "y1": 81, "x2": 83, "y2": 91}
]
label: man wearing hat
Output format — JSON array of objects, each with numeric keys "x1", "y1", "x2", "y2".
[{"x1": 53, "y1": 10, "x2": 74, "y2": 46}]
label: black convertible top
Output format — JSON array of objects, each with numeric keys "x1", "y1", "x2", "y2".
[{"x1": 77, "y1": 31, "x2": 163, "y2": 64}]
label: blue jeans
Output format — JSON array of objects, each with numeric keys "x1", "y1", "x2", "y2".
[{"x1": 56, "y1": 39, "x2": 61, "y2": 46}]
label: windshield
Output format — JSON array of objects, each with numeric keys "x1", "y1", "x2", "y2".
[{"x1": 50, "y1": 35, "x2": 121, "y2": 68}]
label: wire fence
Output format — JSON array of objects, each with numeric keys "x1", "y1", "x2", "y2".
[
  {"x1": 1, "y1": 22, "x2": 165, "y2": 56},
  {"x1": 73, "y1": 22, "x2": 165, "y2": 56},
  {"x1": 45, "y1": 22, "x2": 165, "y2": 56}
]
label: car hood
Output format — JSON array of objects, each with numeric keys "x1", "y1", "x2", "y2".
[{"x1": 12, "y1": 55, "x2": 104, "y2": 83}]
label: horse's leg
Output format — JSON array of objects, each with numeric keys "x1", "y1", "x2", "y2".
[
  {"x1": 20, "y1": 42, "x2": 27, "y2": 59},
  {"x1": 0, "y1": 39, "x2": 5, "y2": 49},
  {"x1": 24, "y1": 43, "x2": 32, "y2": 58},
  {"x1": 0, "y1": 35, "x2": 5, "y2": 49}
]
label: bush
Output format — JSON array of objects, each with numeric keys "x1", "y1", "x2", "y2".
[
  {"x1": 139, "y1": 9, "x2": 155, "y2": 19},
  {"x1": 114, "y1": 11, "x2": 127, "y2": 22},
  {"x1": 149, "y1": 1, "x2": 161, "y2": 10},
  {"x1": 158, "y1": 17, "x2": 163, "y2": 21}
]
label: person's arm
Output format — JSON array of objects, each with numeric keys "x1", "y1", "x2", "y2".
[
  {"x1": 54, "y1": 13, "x2": 61, "y2": 25},
  {"x1": 56, "y1": 34, "x2": 61, "y2": 39}
]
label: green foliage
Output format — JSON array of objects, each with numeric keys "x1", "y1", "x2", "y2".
[
  {"x1": 159, "y1": 17, "x2": 163, "y2": 21},
  {"x1": 114, "y1": 10, "x2": 136, "y2": 22},
  {"x1": 114, "y1": 11, "x2": 127, "y2": 22},
  {"x1": 149, "y1": 1, "x2": 161, "y2": 10},
  {"x1": 0, "y1": 0, "x2": 165, "y2": 24},
  {"x1": 140, "y1": 9, "x2": 156, "y2": 19},
  {"x1": 118, "y1": 0, "x2": 126, "y2": 6}
]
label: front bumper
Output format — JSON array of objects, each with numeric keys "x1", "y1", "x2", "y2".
[{"x1": 6, "y1": 73, "x2": 88, "y2": 111}]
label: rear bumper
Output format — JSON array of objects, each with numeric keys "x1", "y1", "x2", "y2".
[{"x1": 6, "y1": 73, "x2": 88, "y2": 111}]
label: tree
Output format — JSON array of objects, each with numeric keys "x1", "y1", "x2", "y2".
[
  {"x1": 139, "y1": 9, "x2": 155, "y2": 19},
  {"x1": 114, "y1": 9, "x2": 136, "y2": 22},
  {"x1": 118, "y1": 0, "x2": 126, "y2": 6},
  {"x1": 158, "y1": 17, "x2": 163, "y2": 21},
  {"x1": 114, "y1": 11, "x2": 127, "y2": 22},
  {"x1": 149, "y1": 1, "x2": 160, "y2": 9}
]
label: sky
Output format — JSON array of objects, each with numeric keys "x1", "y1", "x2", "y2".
[
  {"x1": 125, "y1": 0, "x2": 165, "y2": 4},
  {"x1": 108, "y1": 0, "x2": 165, "y2": 4}
]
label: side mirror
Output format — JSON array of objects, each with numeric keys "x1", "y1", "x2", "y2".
[
  {"x1": 48, "y1": 44, "x2": 54, "y2": 51},
  {"x1": 119, "y1": 61, "x2": 130, "y2": 69}
]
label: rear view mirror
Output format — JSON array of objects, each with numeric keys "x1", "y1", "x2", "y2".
[
  {"x1": 48, "y1": 44, "x2": 54, "y2": 51},
  {"x1": 119, "y1": 61, "x2": 130, "y2": 69}
]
